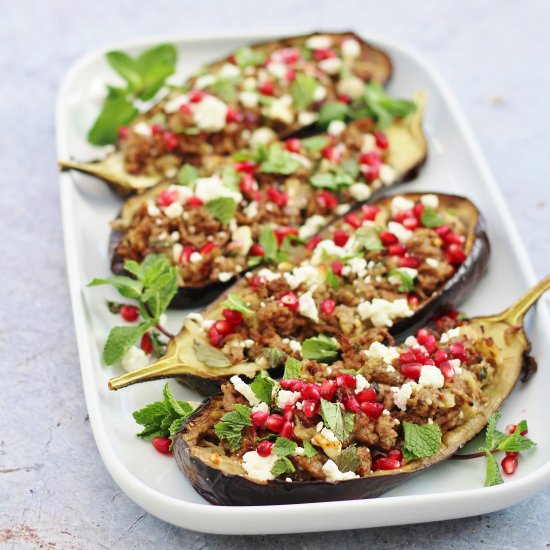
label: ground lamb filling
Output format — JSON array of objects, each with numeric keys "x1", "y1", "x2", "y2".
[
  {"x1": 186, "y1": 194, "x2": 468, "y2": 360},
  {"x1": 117, "y1": 33, "x2": 386, "y2": 175},
  {"x1": 113, "y1": 122, "x2": 397, "y2": 287},
  {"x1": 198, "y1": 319, "x2": 495, "y2": 483}
]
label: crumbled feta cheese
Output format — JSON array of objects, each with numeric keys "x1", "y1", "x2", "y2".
[
  {"x1": 289, "y1": 340, "x2": 302, "y2": 353},
  {"x1": 164, "y1": 201, "x2": 183, "y2": 219},
  {"x1": 121, "y1": 346, "x2": 150, "y2": 372},
  {"x1": 391, "y1": 383, "x2": 413, "y2": 411},
  {"x1": 357, "y1": 298, "x2": 413, "y2": 327},
  {"x1": 449, "y1": 358, "x2": 462, "y2": 374},
  {"x1": 298, "y1": 214, "x2": 326, "y2": 239},
  {"x1": 219, "y1": 63, "x2": 241, "y2": 79},
  {"x1": 218, "y1": 272, "x2": 233, "y2": 282},
  {"x1": 426, "y1": 258, "x2": 439, "y2": 268},
  {"x1": 266, "y1": 94, "x2": 294, "y2": 124},
  {"x1": 306, "y1": 35, "x2": 333, "y2": 49},
  {"x1": 364, "y1": 341, "x2": 400, "y2": 365},
  {"x1": 133, "y1": 122, "x2": 152, "y2": 137},
  {"x1": 440, "y1": 327, "x2": 461, "y2": 344},
  {"x1": 172, "y1": 243, "x2": 183, "y2": 263},
  {"x1": 192, "y1": 95, "x2": 228, "y2": 132},
  {"x1": 318, "y1": 57, "x2": 342, "y2": 75},
  {"x1": 386, "y1": 365, "x2": 396, "y2": 372},
  {"x1": 232, "y1": 225, "x2": 253, "y2": 255},
  {"x1": 195, "y1": 74, "x2": 216, "y2": 89},
  {"x1": 348, "y1": 257, "x2": 367, "y2": 275},
  {"x1": 387, "y1": 221, "x2": 413, "y2": 243},
  {"x1": 313, "y1": 85, "x2": 327, "y2": 102},
  {"x1": 242, "y1": 76, "x2": 257, "y2": 90},
  {"x1": 379, "y1": 165, "x2": 396, "y2": 186},
  {"x1": 390, "y1": 196, "x2": 415, "y2": 215},
  {"x1": 341, "y1": 38, "x2": 361, "y2": 59},
  {"x1": 418, "y1": 365, "x2": 445, "y2": 388},
  {"x1": 194, "y1": 175, "x2": 242, "y2": 203},
  {"x1": 311, "y1": 239, "x2": 347, "y2": 265},
  {"x1": 327, "y1": 120, "x2": 346, "y2": 136},
  {"x1": 243, "y1": 201, "x2": 259, "y2": 218},
  {"x1": 349, "y1": 182, "x2": 372, "y2": 201},
  {"x1": 230, "y1": 375, "x2": 260, "y2": 406},
  {"x1": 146, "y1": 200, "x2": 161, "y2": 217},
  {"x1": 298, "y1": 111, "x2": 318, "y2": 126},
  {"x1": 361, "y1": 133, "x2": 376, "y2": 153},
  {"x1": 336, "y1": 204, "x2": 351, "y2": 215},
  {"x1": 239, "y1": 91, "x2": 259, "y2": 108},
  {"x1": 252, "y1": 402, "x2": 269, "y2": 414},
  {"x1": 284, "y1": 266, "x2": 321, "y2": 290},
  {"x1": 276, "y1": 390, "x2": 301, "y2": 408},
  {"x1": 421, "y1": 194, "x2": 440, "y2": 209},
  {"x1": 250, "y1": 127, "x2": 277, "y2": 147},
  {"x1": 242, "y1": 451, "x2": 279, "y2": 481},
  {"x1": 322, "y1": 459, "x2": 358, "y2": 481},
  {"x1": 405, "y1": 335, "x2": 418, "y2": 347},
  {"x1": 170, "y1": 231, "x2": 180, "y2": 241},
  {"x1": 186, "y1": 312, "x2": 203, "y2": 324},
  {"x1": 355, "y1": 374, "x2": 369, "y2": 393},
  {"x1": 311, "y1": 428, "x2": 342, "y2": 460},
  {"x1": 298, "y1": 291, "x2": 319, "y2": 323},
  {"x1": 257, "y1": 268, "x2": 282, "y2": 282},
  {"x1": 316, "y1": 421, "x2": 324, "y2": 432},
  {"x1": 163, "y1": 94, "x2": 188, "y2": 114},
  {"x1": 189, "y1": 252, "x2": 202, "y2": 264},
  {"x1": 337, "y1": 75, "x2": 364, "y2": 99},
  {"x1": 267, "y1": 61, "x2": 287, "y2": 79},
  {"x1": 293, "y1": 447, "x2": 305, "y2": 456}
]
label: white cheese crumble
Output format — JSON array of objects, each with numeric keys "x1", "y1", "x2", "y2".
[
  {"x1": 357, "y1": 298, "x2": 413, "y2": 327},
  {"x1": 230, "y1": 375, "x2": 260, "y2": 406},
  {"x1": 440, "y1": 327, "x2": 461, "y2": 344},
  {"x1": 322, "y1": 459, "x2": 358, "y2": 482},
  {"x1": 306, "y1": 35, "x2": 333, "y2": 49},
  {"x1": 239, "y1": 91, "x2": 259, "y2": 108},
  {"x1": 250, "y1": 127, "x2": 277, "y2": 147},
  {"x1": 389, "y1": 267, "x2": 418, "y2": 287},
  {"x1": 289, "y1": 340, "x2": 302, "y2": 353},
  {"x1": 313, "y1": 85, "x2": 327, "y2": 102},
  {"x1": 363, "y1": 341, "x2": 400, "y2": 364},
  {"x1": 390, "y1": 196, "x2": 415, "y2": 215},
  {"x1": 379, "y1": 164, "x2": 396, "y2": 186},
  {"x1": 218, "y1": 272, "x2": 233, "y2": 282},
  {"x1": 276, "y1": 390, "x2": 301, "y2": 408},
  {"x1": 266, "y1": 95, "x2": 294, "y2": 125},
  {"x1": 192, "y1": 95, "x2": 228, "y2": 132},
  {"x1": 404, "y1": 335, "x2": 418, "y2": 347},
  {"x1": 293, "y1": 447, "x2": 305, "y2": 457},
  {"x1": 349, "y1": 182, "x2": 372, "y2": 201},
  {"x1": 242, "y1": 451, "x2": 279, "y2": 481},
  {"x1": 449, "y1": 358, "x2": 462, "y2": 374},
  {"x1": 241, "y1": 76, "x2": 257, "y2": 90},
  {"x1": 298, "y1": 215, "x2": 326, "y2": 239},
  {"x1": 252, "y1": 402, "x2": 269, "y2": 414},
  {"x1": 355, "y1": 374, "x2": 370, "y2": 393},
  {"x1": 121, "y1": 346, "x2": 150, "y2": 372},
  {"x1": 163, "y1": 94, "x2": 188, "y2": 114},
  {"x1": 267, "y1": 61, "x2": 287, "y2": 79},
  {"x1": 257, "y1": 268, "x2": 282, "y2": 282},
  {"x1": 219, "y1": 63, "x2": 241, "y2": 79},
  {"x1": 426, "y1": 258, "x2": 439, "y2": 268},
  {"x1": 298, "y1": 111, "x2": 318, "y2": 126},
  {"x1": 311, "y1": 428, "x2": 342, "y2": 460},
  {"x1": 133, "y1": 121, "x2": 152, "y2": 137},
  {"x1": 232, "y1": 225, "x2": 253, "y2": 256},
  {"x1": 310, "y1": 239, "x2": 347, "y2": 265},
  {"x1": 341, "y1": 38, "x2": 361, "y2": 59},
  {"x1": 319, "y1": 57, "x2": 342, "y2": 74},
  {"x1": 391, "y1": 383, "x2": 413, "y2": 411},
  {"x1": 337, "y1": 75, "x2": 364, "y2": 99},
  {"x1": 387, "y1": 221, "x2": 413, "y2": 243},
  {"x1": 195, "y1": 74, "x2": 216, "y2": 89},
  {"x1": 194, "y1": 175, "x2": 242, "y2": 203},
  {"x1": 163, "y1": 201, "x2": 183, "y2": 219},
  {"x1": 420, "y1": 194, "x2": 440, "y2": 208},
  {"x1": 146, "y1": 200, "x2": 161, "y2": 217},
  {"x1": 284, "y1": 265, "x2": 321, "y2": 290},
  {"x1": 189, "y1": 252, "x2": 202, "y2": 264},
  {"x1": 327, "y1": 119, "x2": 346, "y2": 136},
  {"x1": 418, "y1": 365, "x2": 445, "y2": 389},
  {"x1": 361, "y1": 133, "x2": 376, "y2": 153},
  {"x1": 298, "y1": 291, "x2": 320, "y2": 323}
]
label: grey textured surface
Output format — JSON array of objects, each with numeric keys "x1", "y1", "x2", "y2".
[{"x1": 1, "y1": 0, "x2": 549, "y2": 548}]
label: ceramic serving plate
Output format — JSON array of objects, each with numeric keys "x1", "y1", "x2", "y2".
[{"x1": 57, "y1": 29, "x2": 550, "y2": 534}]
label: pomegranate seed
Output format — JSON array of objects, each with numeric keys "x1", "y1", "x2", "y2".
[
  {"x1": 301, "y1": 383, "x2": 321, "y2": 401},
  {"x1": 284, "y1": 404, "x2": 294, "y2": 421},
  {"x1": 501, "y1": 455, "x2": 518, "y2": 475},
  {"x1": 213, "y1": 320, "x2": 234, "y2": 336},
  {"x1": 280, "y1": 379, "x2": 297, "y2": 390},
  {"x1": 225, "y1": 107, "x2": 242, "y2": 123},
  {"x1": 393, "y1": 210, "x2": 413, "y2": 224},
  {"x1": 362, "y1": 164, "x2": 380, "y2": 182},
  {"x1": 251, "y1": 411, "x2": 269, "y2": 427},
  {"x1": 303, "y1": 399, "x2": 320, "y2": 418},
  {"x1": 285, "y1": 138, "x2": 302, "y2": 153},
  {"x1": 199, "y1": 241, "x2": 216, "y2": 255},
  {"x1": 258, "y1": 80, "x2": 274, "y2": 95},
  {"x1": 208, "y1": 325, "x2": 224, "y2": 347},
  {"x1": 356, "y1": 388, "x2": 377, "y2": 403},
  {"x1": 249, "y1": 243, "x2": 265, "y2": 257},
  {"x1": 179, "y1": 245, "x2": 195, "y2": 263},
  {"x1": 285, "y1": 68, "x2": 296, "y2": 82},
  {"x1": 257, "y1": 440, "x2": 274, "y2": 457},
  {"x1": 343, "y1": 396, "x2": 361, "y2": 412},
  {"x1": 120, "y1": 305, "x2": 139, "y2": 322},
  {"x1": 423, "y1": 358, "x2": 435, "y2": 366},
  {"x1": 447, "y1": 244, "x2": 466, "y2": 265},
  {"x1": 179, "y1": 103, "x2": 193, "y2": 116},
  {"x1": 239, "y1": 173, "x2": 257, "y2": 195},
  {"x1": 189, "y1": 90, "x2": 206, "y2": 103},
  {"x1": 413, "y1": 203, "x2": 425, "y2": 219},
  {"x1": 306, "y1": 235, "x2": 322, "y2": 250},
  {"x1": 444, "y1": 232, "x2": 466, "y2": 246},
  {"x1": 289, "y1": 380, "x2": 305, "y2": 392},
  {"x1": 505, "y1": 451, "x2": 519, "y2": 458},
  {"x1": 399, "y1": 351, "x2": 416, "y2": 364},
  {"x1": 118, "y1": 126, "x2": 129, "y2": 139},
  {"x1": 344, "y1": 212, "x2": 362, "y2": 229},
  {"x1": 279, "y1": 292, "x2": 299, "y2": 310},
  {"x1": 407, "y1": 294, "x2": 420, "y2": 306},
  {"x1": 319, "y1": 379, "x2": 337, "y2": 401},
  {"x1": 439, "y1": 361, "x2": 455, "y2": 381},
  {"x1": 265, "y1": 414, "x2": 285, "y2": 433},
  {"x1": 267, "y1": 186, "x2": 288, "y2": 207},
  {"x1": 387, "y1": 449, "x2": 403, "y2": 461},
  {"x1": 435, "y1": 225, "x2": 451, "y2": 237},
  {"x1": 163, "y1": 131, "x2": 178, "y2": 151},
  {"x1": 362, "y1": 204, "x2": 380, "y2": 221},
  {"x1": 402, "y1": 217, "x2": 420, "y2": 230},
  {"x1": 235, "y1": 160, "x2": 257, "y2": 173},
  {"x1": 433, "y1": 349, "x2": 449, "y2": 366},
  {"x1": 374, "y1": 457, "x2": 401, "y2": 470},
  {"x1": 140, "y1": 332, "x2": 153, "y2": 354},
  {"x1": 222, "y1": 308, "x2": 242, "y2": 325},
  {"x1": 359, "y1": 151, "x2": 381, "y2": 167},
  {"x1": 337, "y1": 94, "x2": 351, "y2": 103},
  {"x1": 316, "y1": 190, "x2": 339, "y2": 210},
  {"x1": 336, "y1": 373, "x2": 357, "y2": 388},
  {"x1": 250, "y1": 274, "x2": 265, "y2": 289},
  {"x1": 314, "y1": 48, "x2": 336, "y2": 61},
  {"x1": 157, "y1": 189, "x2": 178, "y2": 207},
  {"x1": 322, "y1": 145, "x2": 340, "y2": 163},
  {"x1": 152, "y1": 437, "x2": 172, "y2": 455},
  {"x1": 505, "y1": 424, "x2": 517, "y2": 435},
  {"x1": 361, "y1": 401, "x2": 384, "y2": 419},
  {"x1": 412, "y1": 347, "x2": 429, "y2": 361},
  {"x1": 373, "y1": 130, "x2": 389, "y2": 150},
  {"x1": 281, "y1": 48, "x2": 300, "y2": 64},
  {"x1": 398, "y1": 256, "x2": 421, "y2": 268},
  {"x1": 424, "y1": 334, "x2": 437, "y2": 354},
  {"x1": 279, "y1": 421, "x2": 293, "y2": 439},
  {"x1": 331, "y1": 260, "x2": 343, "y2": 276},
  {"x1": 151, "y1": 123, "x2": 164, "y2": 135},
  {"x1": 186, "y1": 195, "x2": 203, "y2": 207},
  {"x1": 379, "y1": 231, "x2": 398, "y2": 245},
  {"x1": 333, "y1": 230, "x2": 349, "y2": 247},
  {"x1": 387, "y1": 243, "x2": 407, "y2": 256},
  {"x1": 320, "y1": 299, "x2": 336, "y2": 316},
  {"x1": 450, "y1": 342, "x2": 467, "y2": 361},
  {"x1": 400, "y1": 363, "x2": 422, "y2": 380}
]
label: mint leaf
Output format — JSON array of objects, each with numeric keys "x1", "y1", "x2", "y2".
[
  {"x1": 103, "y1": 321, "x2": 153, "y2": 365},
  {"x1": 421, "y1": 207, "x2": 444, "y2": 228},
  {"x1": 326, "y1": 268, "x2": 340, "y2": 289},
  {"x1": 205, "y1": 78, "x2": 237, "y2": 103},
  {"x1": 250, "y1": 370, "x2": 276, "y2": 404},
  {"x1": 260, "y1": 143, "x2": 301, "y2": 175},
  {"x1": 192, "y1": 339, "x2": 231, "y2": 368},
  {"x1": 389, "y1": 269, "x2": 415, "y2": 292},
  {"x1": 105, "y1": 51, "x2": 142, "y2": 92},
  {"x1": 221, "y1": 293, "x2": 253, "y2": 315},
  {"x1": 214, "y1": 404, "x2": 253, "y2": 450},
  {"x1": 205, "y1": 197, "x2": 237, "y2": 224},
  {"x1": 318, "y1": 101, "x2": 349, "y2": 127},
  {"x1": 484, "y1": 452, "x2": 504, "y2": 487},
  {"x1": 273, "y1": 437, "x2": 297, "y2": 457},
  {"x1": 234, "y1": 46, "x2": 266, "y2": 69},
  {"x1": 340, "y1": 158, "x2": 359, "y2": 179},
  {"x1": 178, "y1": 164, "x2": 198, "y2": 186},
  {"x1": 309, "y1": 172, "x2": 336, "y2": 189},
  {"x1": 320, "y1": 399, "x2": 354, "y2": 442},
  {"x1": 271, "y1": 456, "x2": 295, "y2": 477},
  {"x1": 259, "y1": 226, "x2": 278, "y2": 260},
  {"x1": 302, "y1": 335, "x2": 340, "y2": 363},
  {"x1": 136, "y1": 44, "x2": 177, "y2": 101},
  {"x1": 485, "y1": 412, "x2": 505, "y2": 450},
  {"x1": 88, "y1": 275, "x2": 143, "y2": 299},
  {"x1": 301, "y1": 135, "x2": 330, "y2": 153},
  {"x1": 362, "y1": 82, "x2": 416, "y2": 129},
  {"x1": 402, "y1": 421, "x2": 442, "y2": 461},
  {"x1": 291, "y1": 73, "x2": 318, "y2": 110},
  {"x1": 283, "y1": 357, "x2": 302, "y2": 379},
  {"x1": 496, "y1": 421, "x2": 536, "y2": 453},
  {"x1": 88, "y1": 93, "x2": 139, "y2": 146},
  {"x1": 335, "y1": 445, "x2": 360, "y2": 473},
  {"x1": 221, "y1": 166, "x2": 240, "y2": 190},
  {"x1": 263, "y1": 348, "x2": 287, "y2": 369},
  {"x1": 163, "y1": 383, "x2": 193, "y2": 418},
  {"x1": 303, "y1": 440, "x2": 318, "y2": 458}
]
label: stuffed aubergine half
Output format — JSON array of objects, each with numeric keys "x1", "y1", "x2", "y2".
[
  {"x1": 108, "y1": 192, "x2": 489, "y2": 394},
  {"x1": 59, "y1": 32, "x2": 393, "y2": 195},
  {"x1": 173, "y1": 275, "x2": 549, "y2": 505}
]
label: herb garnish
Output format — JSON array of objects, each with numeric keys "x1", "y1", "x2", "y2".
[
  {"x1": 335, "y1": 445, "x2": 360, "y2": 473},
  {"x1": 421, "y1": 207, "x2": 444, "y2": 228},
  {"x1": 389, "y1": 269, "x2": 416, "y2": 292},
  {"x1": 214, "y1": 404, "x2": 253, "y2": 451},
  {"x1": 283, "y1": 357, "x2": 302, "y2": 379},
  {"x1": 221, "y1": 293, "x2": 253, "y2": 315},
  {"x1": 301, "y1": 335, "x2": 340, "y2": 363},
  {"x1": 205, "y1": 197, "x2": 237, "y2": 223},
  {"x1": 250, "y1": 370, "x2": 277, "y2": 404},
  {"x1": 402, "y1": 421, "x2": 442, "y2": 461},
  {"x1": 290, "y1": 73, "x2": 318, "y2": 110},
  {"x1": 320, "y1": 399, "x2": 355, "y2": 442}
]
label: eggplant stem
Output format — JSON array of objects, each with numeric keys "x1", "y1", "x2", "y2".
[
  {"x1": 108, "y1": 352, "x2": 181, "y2": 390},
  {"x1": 452, "y1": 449, "x2": 496, "y2": 460},
  {"x1": 154, "y1": 322, "x2": 175, "y2": 339}
]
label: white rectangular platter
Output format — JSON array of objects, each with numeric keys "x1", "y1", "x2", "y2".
[{"x1": 57, "y1": 29, "x2": 550, "y2": 535}]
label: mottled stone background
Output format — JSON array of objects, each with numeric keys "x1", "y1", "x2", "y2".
[{"x1": 1, "y1": 0, "x2": 549, "y2": 547}]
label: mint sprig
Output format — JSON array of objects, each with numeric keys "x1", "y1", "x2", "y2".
[
  {"x1": 301, "y1": 335, "x2": 340, "y2": 364},
  {"x1": 320, "y1": 399, "x2": 354, "y2": 443},
  {"x1": 402, "y1": 421, "x2": 442, "y2": 461},
  {"x1": 214, "y1": 404, "x2": 253, "y2": 450}
]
